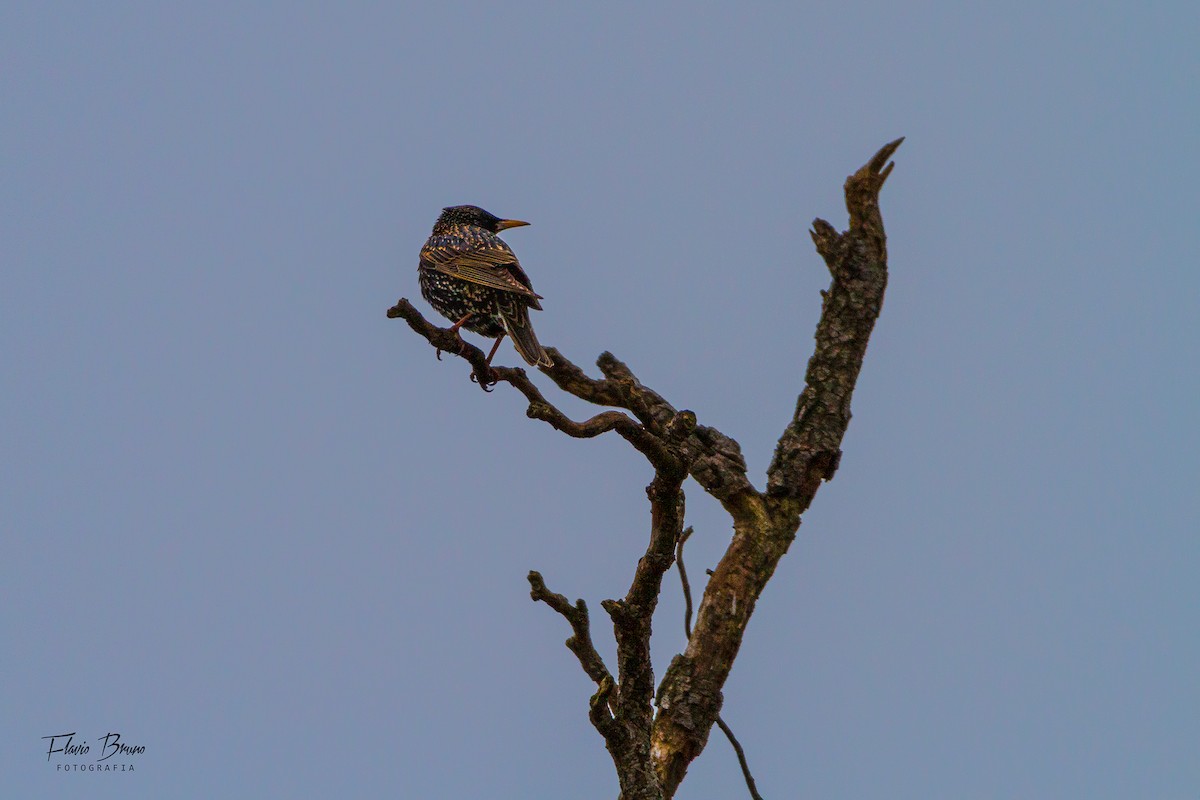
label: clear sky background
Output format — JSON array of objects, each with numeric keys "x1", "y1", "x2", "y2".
[{"x1": 3, "y1": 2, "x2": 1197, "y2": 798}]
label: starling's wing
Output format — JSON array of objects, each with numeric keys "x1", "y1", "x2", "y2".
[
  {"x1": 420, "y1": 232, "x2": 544, "y2": 309},
  {"x1": 499, "y1": 260, "x2": 538, "y2": 295}
]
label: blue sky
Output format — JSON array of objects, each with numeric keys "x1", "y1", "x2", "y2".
[{"x1": 3, "y1": 2, "x2": 1197, "y2": 797}]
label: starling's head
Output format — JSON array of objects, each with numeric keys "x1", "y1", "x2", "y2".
[{"x1": 433, "y1": 205, "x2": 529, "y2": 234}]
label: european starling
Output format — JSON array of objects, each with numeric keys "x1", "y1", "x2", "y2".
[{"x1": 418, "y1": 205, "x2": 552, "y2": 368}]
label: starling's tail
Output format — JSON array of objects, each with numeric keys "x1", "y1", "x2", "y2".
[{"x1": 500, "y1": 302, "x2": 553, "y2": 368}]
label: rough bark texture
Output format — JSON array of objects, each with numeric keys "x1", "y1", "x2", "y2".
[{"x1": 388, "y1": 138, "x2": 902, "y2": 798}]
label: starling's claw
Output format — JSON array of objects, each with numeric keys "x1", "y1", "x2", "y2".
[
  {"x1": 469, "y1": 367, "x2": 499, "y2": 391},
  {"x1": 435, "y1": 348, "x2": 443, "y2": 361}
]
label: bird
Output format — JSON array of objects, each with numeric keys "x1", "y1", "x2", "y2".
[{"x1": 418, "y1": 204, "x2": 552, "y2": 369}]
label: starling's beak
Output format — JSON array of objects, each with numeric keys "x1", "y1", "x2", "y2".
[{"x1": 495, "y1": 219, "x2": 530, "y2": 231}]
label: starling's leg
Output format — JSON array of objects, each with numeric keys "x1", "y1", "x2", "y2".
[
  {"x1": 484, "y1": 335, "x2": 506, "y2": 367},
  {"x1": 437, "y1": 313, "x2": 474, "y2": 360}
]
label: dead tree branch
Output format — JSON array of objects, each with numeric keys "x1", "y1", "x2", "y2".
[
  {"x1": 650, "y1": 137, "x2": 901, "y2": 797},
  {"x1": 677, "y1": 525, "x2": 764, "y2": 800},
  {"x1": 602, "y1": 471, "x2": 687, "y2": 799},
  {"x1": 675, "y1": 526, "x2": 695, "y2": 638},
  {"x1": 527, "y1": 571, "x2": 613, "y2": 689},
  {"x1": 528, "y1": 571, "x2": 621, "y2": 743},
  {"x1": 389, "y1": 138, "x2": 902, "y2": 799},
  {"x1": 715, "y1": 716, "x2": 764, "y2": 800}
]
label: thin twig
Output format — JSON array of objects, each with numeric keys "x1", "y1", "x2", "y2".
[
  {"x1": 716, "y1": 716, "x2": 765, "y2": 800},
  {"x1": 675, "y1": 526, "x2": 764, "y2": 800},
  {"x1": 676, "y1": 527, "x2": 695, "y2": 639}
]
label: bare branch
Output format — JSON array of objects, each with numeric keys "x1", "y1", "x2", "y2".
[
  {"x1": 387, "y1": 299, "x2": 679, "y2": 472},
  {"x1": 588, "y1": 675, "x2": 620, "y2": 741},
  {"x1": 503, "y1": 368, "x2": 678, "y2": 473},
  {"x1": 715, "y1": 716, "x2": 765, "y2": 800},
  {"x1": 594, "y1": 352, "x2": 677, "y2": 430},
  {"x1": 527, "y1": 571, "x2": 612, "y2": 688},
  {"x1": 527, "y1": 571, "x2": 622, "y2": 745},
  {"x1": 391, "y1": 307, "x2": 758, "y2": 506},
  {"x1": 675, "y1": 526, "x2": 695, "y2": 639},
  {"x1": 676, "y1": 526, "x2": 764, "y2": 800},
  {"x1": 847, "y1": 136, "x2": 904, "y2": 231},
  {"x1": 541, "y1": 347, "x2": 628, "y2": 407},
  {"x1": 765, "y1": 136, "x2": 902, "y2": 503},
  {"x1": 387, "y1": 298, "x2": 497, "y2": 389},
  {"x1": 652, "y1": 138, "x2": 901, "y2": 798},
  {"x1": 541, "y1": 348, "x2": 760, "y2": 512},
  {"x1": 597, "y1": 471, "x2": 686, "y2": 800}
]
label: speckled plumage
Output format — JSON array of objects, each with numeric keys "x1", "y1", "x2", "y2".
[{"x1": 418, "y1": 205, "x2": 551, "y2": 368}]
